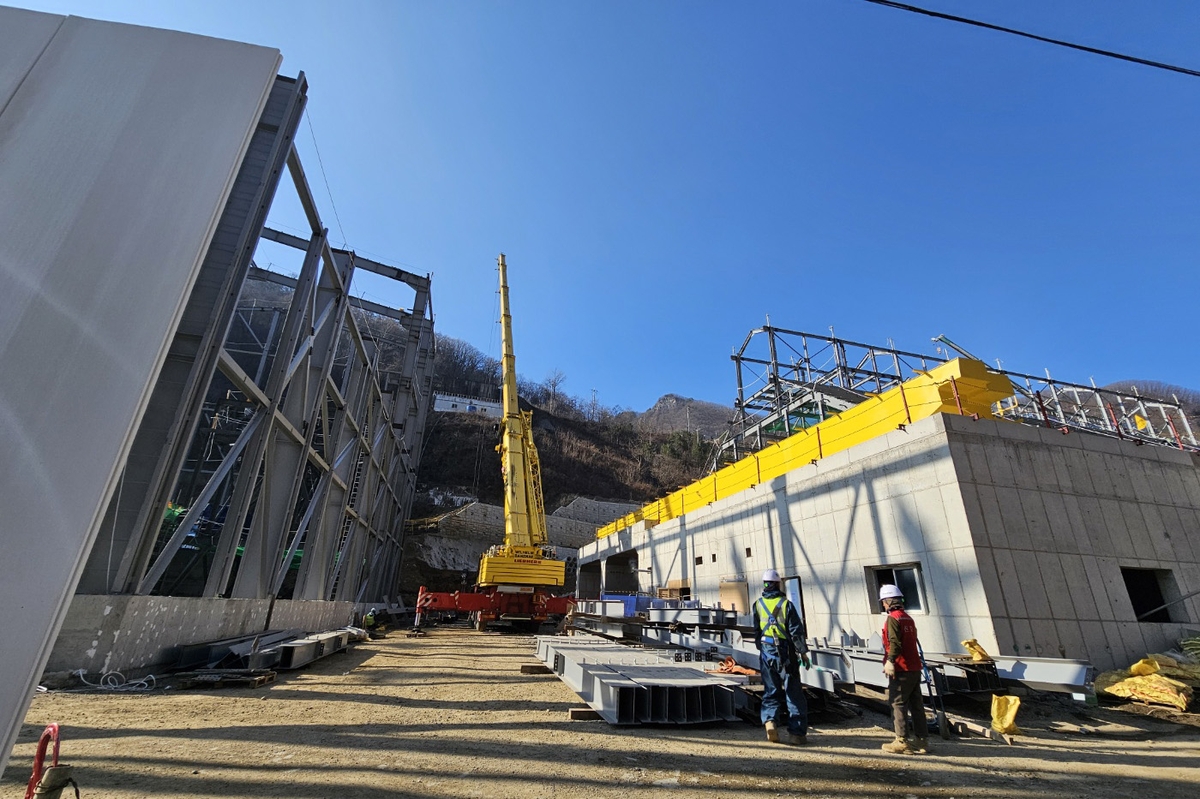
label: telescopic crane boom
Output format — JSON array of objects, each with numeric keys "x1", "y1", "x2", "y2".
[{"x1": 414, "y1": 255, "x2": 571, "y2": 631}]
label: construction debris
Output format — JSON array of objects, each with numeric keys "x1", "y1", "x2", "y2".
[{"x1": 175, "y1": 670, "x2": 276, "y2": 690}]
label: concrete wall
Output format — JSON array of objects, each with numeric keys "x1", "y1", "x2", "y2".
[
  {"x1": 581, "y1": 414, "x2": 994, "y2": 656},
  {"x1": 579, "y1": 413, "x2": 1200, "y2": 671},
  {"x1": 47, "y1": 595, "x2": 353, "y2": 675},
  {"x1": 946, "y1": 413, "x2": 1200, "y2": 670}
]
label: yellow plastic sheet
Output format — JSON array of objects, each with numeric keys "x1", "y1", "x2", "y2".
[
  {"x1": 991, "y1": 694, "x2": 1021, "y2": 734},
  {"x1": 961, "y1": 638, "x2": 993, "y2": 662},
  {"x1": 1103, "y1": 674, "x2": 1193, "y2": 712}
]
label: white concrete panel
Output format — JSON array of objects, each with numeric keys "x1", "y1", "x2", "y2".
[
  {"x1": 995, "y1": 486, "x2": 1031, "y2": 550},
  {"x1": 1018, "y1": 490, "x2": 1054, "y2": 552},
  {"x1": 990, "y1": 548, "x2": 1028, "y2": 617},
  {"x1": 0, "y1": 14, "x2": 280, "y2": 772},
  {"x1": 0, "y1": 7, "x2": 64, "y2": 109},
  {"x1": 1010, "y1": 550, "x2": 1052, "y2": 618}
]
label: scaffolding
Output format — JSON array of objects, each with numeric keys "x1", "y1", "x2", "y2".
[{"x1": 710, "y1": 326, "x2": 1197, "y2": 471}]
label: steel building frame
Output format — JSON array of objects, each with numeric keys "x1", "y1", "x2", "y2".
[
  {"x1": 79, "y1": 73, "x2": 435, "y2": 603},
  {"x1": 711, "y1": 326, "x2": 1197, "y2": 470}
]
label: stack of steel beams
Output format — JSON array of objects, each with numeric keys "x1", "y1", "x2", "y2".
[{"x1": 535, "y1": 637, "x2": 740, "y2": 725}]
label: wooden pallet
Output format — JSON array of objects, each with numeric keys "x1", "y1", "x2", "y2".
[{"x1": 176, "y1": 669, "x2": 276, "y2": 690}]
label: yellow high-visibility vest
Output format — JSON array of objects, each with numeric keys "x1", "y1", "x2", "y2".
[{"x1": 757, "y1": 595, "x2": 789, "y2": 640}]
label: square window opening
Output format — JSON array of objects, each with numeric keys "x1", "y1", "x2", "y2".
[
  {"x1": 745, "y1": 547, "x2": 753, "y2": 558},
  {"x1": 694, "y1": 556, "x2": 703, "y2": 566},
  {"x1": 711, "y1": 553, "x2": 717, "y2": 563},
  {"x1": 867, "y1": 564, "x2": 925, "y2": 613},
  {"x1": 1121, "y1": 567, "x2": 1187, "y2": 623}
]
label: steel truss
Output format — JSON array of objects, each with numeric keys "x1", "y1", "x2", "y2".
[
  {"x1": 78, "y1": 73, "x2": 435, "y2": 603},
  {"x1": 710, "y1": 326, "x2": 1197, "y2": 471}
]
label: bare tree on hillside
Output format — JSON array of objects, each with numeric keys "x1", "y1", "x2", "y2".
[{"x1": 544, "y1": 369, "x2": 567, "y2": 414}]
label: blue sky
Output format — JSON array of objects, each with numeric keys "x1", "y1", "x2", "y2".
[{"x1": 20, "y1": 1, "x2": 1200, "y2": 411}]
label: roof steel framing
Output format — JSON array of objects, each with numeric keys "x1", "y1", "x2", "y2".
[{"x1": 712, "y1": 326, "x2": 1197, "y2": 471}]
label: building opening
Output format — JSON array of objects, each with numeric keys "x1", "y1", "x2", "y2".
[{"x1": 1121, "y1": 567, "x2": 1184, "y2": 623}]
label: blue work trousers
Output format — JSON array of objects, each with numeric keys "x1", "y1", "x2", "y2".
[{"x1": 759, "y1": 638, "x2": 808, "y2": 735}]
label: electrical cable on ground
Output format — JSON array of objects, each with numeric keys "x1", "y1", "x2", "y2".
[{"x1": 856, "y1": 0, "x2": 1200, "y2": 78}]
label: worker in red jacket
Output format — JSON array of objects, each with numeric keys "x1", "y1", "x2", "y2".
[{"x1": 879, "y1": 584, "x2": 930, "y2": 754}]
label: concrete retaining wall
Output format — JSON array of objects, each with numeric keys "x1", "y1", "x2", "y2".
[{"x1": 47, "y1": 595, "x2": 353, "y2": 675}]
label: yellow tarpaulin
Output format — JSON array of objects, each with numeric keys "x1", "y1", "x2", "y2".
[{"x1": 1102, "y1": 674, "x2": 1193, "y2": 712}]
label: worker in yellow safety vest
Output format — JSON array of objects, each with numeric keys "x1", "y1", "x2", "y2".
[{"x1": 752, "y1": 568, "x2": 811, "y2": 745}]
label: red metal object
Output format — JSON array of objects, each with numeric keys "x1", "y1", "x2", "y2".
[
  {"x1": 25, "y1": 724, "x2": 61, "y2": 799},
  {"x1": 416, "y1": 585, "x2": 574, "y2": 628}
]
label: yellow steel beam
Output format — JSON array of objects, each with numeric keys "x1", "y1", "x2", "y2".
[{"x1": 596, "y1": 358, "x2": 1012, "y2": 539}]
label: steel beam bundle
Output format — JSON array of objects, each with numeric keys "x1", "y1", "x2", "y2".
[{"x1": 535, "y1": 637, "x2": 740, "y2": 725}]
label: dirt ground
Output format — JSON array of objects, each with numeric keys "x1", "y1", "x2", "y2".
[{"x1": 3, "y1": 627, "x2": 1199, "y2": 799}]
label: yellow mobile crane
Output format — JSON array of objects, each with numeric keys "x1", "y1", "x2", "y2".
[{"x1": 416, "y1": 254, "x2": 572, "y2": 631}]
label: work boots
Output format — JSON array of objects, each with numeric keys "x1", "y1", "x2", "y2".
[
  {"x1": 881, "y1": 737, "x2": 931, "y2": 754},
  {"x1": 765, "y1": 720, "x2": 779, "y2": 743},
  {"x1": 782, "y1": 731, "x2": 808, "y2": 746}
]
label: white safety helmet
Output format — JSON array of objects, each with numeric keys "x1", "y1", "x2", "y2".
[
  {"x1": 878, "y1": 584, "x2": 904, "y2": 601},
  {"x1": 762, "y1": 568, "x2": 781, "y2": 583}
]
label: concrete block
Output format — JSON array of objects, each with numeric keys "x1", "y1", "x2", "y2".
[
  {"x1": 1080, "y1": 433, "x2": 1125, "y2": 456},
  {"x1": 1062, "y1": 452, "x2": 1096, "y2": 495},
  {"x1": 957, "y1": 484, "x2": 991, "y2": 550},
  {"x1": 1086, "y1": 453, "x2": 1116, "y2": 498},
  {"x1": 974, "y1": 485, "x2": 1008, "y2": 550},
  {"x1": 1058, "y1": 494, "x2": 1095, "y2": 556},
  {"x1": 998, "y1": 421, "x2": 1045, "y2": 443},
  {"x1": 1009, "y1": 617, "x2": 1036, "y2": 657},
  {"x1": 970, "y1": 547, "x2": 1006, "y2": 616},
  {"x1": 1009, "y1": 550, "x2": 1052, "y2": 618},
  {"x1": 985, "y1": 442, "x2": 1018, "y2": 488},
  {"x1": 1011, "y1": 447, "x2": 1043, "y2": 491},
  {"x1": 1028, "y1": 618, "x2": 1059, "y2": 657},
  {"x1": 992, "y1": 615, "x2": 1017, "y2": 657},
  {"x1": 1099, "y1": 498, "x2": 1136, "y2": 559},
  {"x1": 1114, "y1": 623, "x2": 1149, "y2": 665},
  {"x1": 1137, "y1": 463, "x2": 1171, "y2": 506},
  {"x1": 1096, "y1": 558, "x2": 1133, "y2": 620},
  {"x1": 951, "y1": 546, "x2": 991, "y2": 618},
  {"x1": 995, "y1": 486, "x2": 1031, "y2": 551},
  {"x1": 1056, "y1": 554, "x2": 1094, "y2": 619},
  {"x1": 913, "y1": 487, "x2": 953, "y2": 552},
  {"x1": 1078, "y1": 620, "x2": 1116, "y2": 671},
  {"x1": 964, "y1": 441, "x2": 994, "y2": 485},
  {"x1": 1138, "y1": 504, "x2": 1176, "y2": 563},
  {"x1": 1074, "y1": 496, "x2": 1114, "y2": 557},
  {"x1": 1052, "y1": 618, "x2": 1087, "y2": 660},
  {"x1": 1039, "y1": 493, "x2": 1073, "y2": 553},
  {"x1": 990, "y1": 549, "x2": 1027, "y2": 618},
  {"x1": 1157, "y1": 506, "x2": 1197, "y2": 564},
  {"x1": 1035, "y1": 555, "x2": 1077, "y2": 619},
  {"x1": 1048, "y1": 450, "x2": 1075, "y2": 493},
  {"x1": 1018, "y1": 490, "x2": 1055, "y2": 553}
]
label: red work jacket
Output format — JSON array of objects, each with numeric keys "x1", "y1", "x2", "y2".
[{"x1": 882, "y1": 609, "x2": 922, "y2": 672}]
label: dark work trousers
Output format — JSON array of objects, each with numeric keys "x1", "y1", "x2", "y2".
[
  {"x1": 888, "y1": 670, "x2": 929, "y2": 739},
  {"x1": 759, "y1": 638, "x2": 808, "y2": 735}
]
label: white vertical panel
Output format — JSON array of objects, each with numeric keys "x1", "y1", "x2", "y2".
[
  {"x1": 0, "y1": 7, "x2": 64, "y2": 110},
  {"x1": 0, "y1": 11, "x2": 281, "y2": 773}
]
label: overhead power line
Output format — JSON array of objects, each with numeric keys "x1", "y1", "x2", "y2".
[{"x1": 858, "y1": 0, "x2": 1200, "y2": 79}]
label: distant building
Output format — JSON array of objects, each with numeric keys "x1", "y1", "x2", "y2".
[{"x1": 434, "y1": 393, "x2": 502, "y2": 418}]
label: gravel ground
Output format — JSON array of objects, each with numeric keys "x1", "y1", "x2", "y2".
[{"x1": 3, "y1": 627, "x2": 1198, "y2": 798}]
